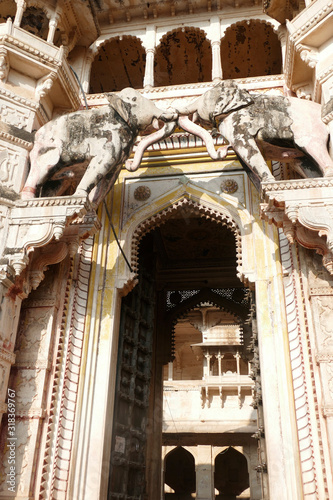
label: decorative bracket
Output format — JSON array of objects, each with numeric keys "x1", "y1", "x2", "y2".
[
  {"x1": 260, "y1": 178, "x2": 333, "y2": 274},
  {"x1": 4, "y1": 195, "x2": 101, "y2": 279}
]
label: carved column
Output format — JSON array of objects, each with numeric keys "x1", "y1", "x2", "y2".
[
  {"x1": 14, "y1": 0, "x2": 26, "y2": 28},
  {"x1": 144, "y1": 48, "x2": 155, "y2": 89},
  {"x1": 47, "y1": 11, "x2": 61, "y2": 44},
  {"x1": 211, "y1": 41, "x2": 222, "y2": 82},
  {"x1": 209, "y1": 16, "x2": 222, "y2": 82},
  {"x1": 82, "y1": 50, "x2": 95, "y2": 94}
]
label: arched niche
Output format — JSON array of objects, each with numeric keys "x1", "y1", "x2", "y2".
[
  {"x1": 164, "y1": 446, "x2": 196, "y2": 495},
  {"x1": 0, "y1": 0, "x2": 16, "y2": 23},
  {"x1": 221, "y1": 20, "x2": 282, "y2": 79},
  {"x1": 214, "y1": 446, "x2": 250, "y2": 498},
  {"x1": 21, "y1": 5, "x2": 49, "y2": 40},
  {"x1": 89, "y1": 36, "x2": 146, "y2": 93},
  {"x1": 154, "y1": 27, "x2": 212, "y2": 87}
]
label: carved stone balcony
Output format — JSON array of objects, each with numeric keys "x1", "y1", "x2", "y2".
[
  {"x1": 260, "y1": 178, "x2": 333, "y2": 273},
  {"x1": 0, "y1": 19, "x2": 80, "y2": 113}
]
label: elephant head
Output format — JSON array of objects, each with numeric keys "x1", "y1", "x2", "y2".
[
  {"x1": 177, "y1": 81, "x2": 253, "y2": 124},
  {"x1": 106, "y1": 87, "x2": 177, "y2": 132}
]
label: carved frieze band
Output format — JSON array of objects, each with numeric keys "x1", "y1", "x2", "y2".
[
  {"x1": 279, "y1": 230, "x2": 317, "y2": 496},
  {"x1": 44, "y1": 237, "x2": 94, "y2": 499},
  {"x1": 0, "y1": 347, "x2": 15, "y2": 366}
]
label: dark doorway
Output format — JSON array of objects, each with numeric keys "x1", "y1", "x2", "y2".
[
  {"x1": 214, "y1": 447, "x2": 250, "y2": 499},
  {"x1": 164, "y1": 447, "x2": 196, "y2": 499}
]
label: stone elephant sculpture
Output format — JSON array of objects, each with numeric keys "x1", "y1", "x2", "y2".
[
  {"x1": 176, "y1": 80, "x2": 333, "y2": 189},
  {"x1": 21, "y1": 87, "x2": 177, "y2": 205}
]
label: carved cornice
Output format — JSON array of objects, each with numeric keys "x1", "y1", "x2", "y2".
[{"x1": 261, "y1": 179, "x2": 333, "y2": 275}]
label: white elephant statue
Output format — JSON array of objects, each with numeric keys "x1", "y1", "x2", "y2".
[
  {"x1": 176, "y1": 80, "x2": 333, "y2": 189},
  {"x1": 21, "y1": 88, "x2": 177, "y2": 205}
]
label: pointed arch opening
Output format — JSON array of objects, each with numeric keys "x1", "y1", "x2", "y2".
[
  {"x1": 164, "y1": 447, "x2": 196, "y2": 496},
  {"x1": 214, "y1": 447, "x2": 250, "y2": 499}
]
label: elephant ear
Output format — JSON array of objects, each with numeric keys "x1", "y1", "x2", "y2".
[
  {"x1": 213, "y1": 81, "x2": 253, "y2": 116},
  {"x1": 105, "y1": 93, "x2": 130, "y2": 124}
]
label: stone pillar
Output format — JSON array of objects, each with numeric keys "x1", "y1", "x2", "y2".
[
  {"x1": 144, "y1": 48, "x2": 155, "y2": 88},
  {"x1": 47, "y1": 11, "x2": 61, "y2": 44},
  {"x1": 82, "y1": 50, "x2": 95, "y2": 94},
  {"x1": 196, "y1": 445, "x2": 214, "y2": 500},
  {"x1": 14, "y1": 0, "x2": 26, "y2": 27},
  {"x1": 0, "y1": 267, "x2": 23, "y2": 427},
  {"x1": 277, "y1": 25, "x2": 288, "y2": 72},
  {"x1": 209, "y1": 16, "x2": 222, "y2": 82},
  {"x1": 168, "y1": 361, "x2": 173, "y2": 380},
  {"x1": 211, "y1": 41, "x2": 222, "y2": 82},
  {"x1": 143, "y1": 25, "x2": 156, "y2": 89}
]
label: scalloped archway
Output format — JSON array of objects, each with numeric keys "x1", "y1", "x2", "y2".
[
  {"x1": 89, "y1": 35, "x2": 146, "y2": 93},
  {"x1": 221, "y1": 20, "x2": 282, "y2": 79},
  {"x1": 154, "y1": 27, "x2": 212, "y2": 87}
]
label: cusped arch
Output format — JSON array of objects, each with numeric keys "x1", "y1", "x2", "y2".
[
  {"x1": 155, "y1": 26, "x2": 212, "y2": 87},
  {"x1": 90, "y1": 35, "x2": 145, "y2": 93},
  {"x1": 214, "y1": 446, "x2": 250, "y2": 497},
  {"x1": 164, "y1": 446, "x2": 196, "y2": 494},
  {"x1": 130, "y1": 196, "x2": 242, "y2": 275},
  {"x1": 221, "y1": 19, "x2": 282, "y2": 79}
]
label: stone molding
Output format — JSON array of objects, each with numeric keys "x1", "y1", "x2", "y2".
[{"x1": 260, "y1": 179, "x2": 333, "y2": 274}]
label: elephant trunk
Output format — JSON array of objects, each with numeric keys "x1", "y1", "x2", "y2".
[
  {"x1": 178, "y1": 115, "x2": 223, "y2": 160},
  {"x1": 125, "y1": 121, "x2": 177, "y2": 172}
]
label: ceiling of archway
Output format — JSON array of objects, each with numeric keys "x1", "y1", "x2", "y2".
[{"x1": 140, "y1": 215, "x2": 240, "y2": 289}]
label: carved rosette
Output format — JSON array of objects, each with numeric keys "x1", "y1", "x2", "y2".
[{"x1": 260, "y1": 179, "x2": 333, "y2": 274}]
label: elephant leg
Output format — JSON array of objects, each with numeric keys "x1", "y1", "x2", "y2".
[
  {"x1": 21, "y1": 146, "x2": 61, "y2": 199},
  {"x1": 294, "y1": 136, "x2": 333, "y2": 177},
  {"x1": 75, "y1": 154, "x2": 119, "y2": 197},
  {"x1": 229, "y1": 135, "x2": 275, "y2": 184}
]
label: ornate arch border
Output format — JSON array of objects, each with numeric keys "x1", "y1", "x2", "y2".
[
  {"x1": 129, "y1": 195, "x2": 242, "y2": 275},
  {"x1": 117, "y1": 185, "x2": 255, "y2": 295}
]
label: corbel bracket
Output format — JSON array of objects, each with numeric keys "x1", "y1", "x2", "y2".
[
  {"x1": 4, "y1": 195, "x2": 101, "y2": 278},
  {"x1": 260, "y1": 178, "x2": 333, "y2": 274}
]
